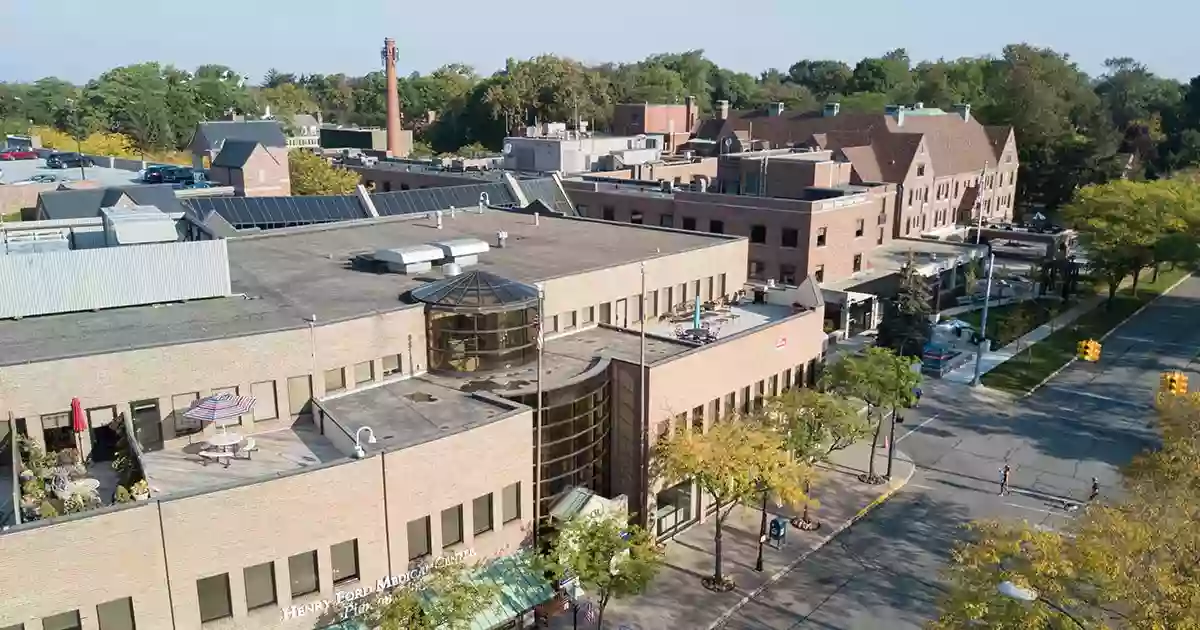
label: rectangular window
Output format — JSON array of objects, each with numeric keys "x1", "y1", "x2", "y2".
[
  {"x1": 659, "y1": 214, "x2": 674, "y2": 227},
  {"x1": 442, "y1": 505, "x2": 464, "y2": 547},
  {"x1": 602, "y1": 206, "x2": 615, "y2": 221},
  {"x1": 197, "y1": 573, "x2": 232, "y2": 622},
  {"x1": 324, "y1": 367, "x2": 346, "y2": 393},
  {"x1": 769, "y1": 374, "x2": 779, "y2": 397},
  {"x1": 709, "y1": 398, "x2": 720, "y2": 423},
  {"x1": 331, "y1": 540, "x2": 360, "y2": 584},
  {"x1": 630, "y1": 211, "x2": 643, "y2": 224},
  {"x1": 781, "y1": 228, "x2": 798, "y2": 248},
  {"x1": 724, "y1": 393, "x2": 736, "y2": 418},
  {"x1": 905, "y1": 217, "x2": 912, "y2": 235},
  {"x1": 473, "y1": 493, "x2": 494, "y2": 535},
  {"x1": 814, "y1": 265, "x2": 825, "y2": 283},
  {"x1": 718, "y1": 273, "x2": 727, "y2": 298},
  {"x1": 779, "y1": 264, "x2": 797, "y2": 285},
  {"x1": 750, "y1": 224, "x2": 767, "y2": 244},
  {"x1": 382, "y1": 354, "x2": 402, "y2": 376},
  {"x1": 755, "y1": 380, "x2": 766, "y2": 410},
  {"x1": 782, "y1": 369, "x2": 793, "y2": 392},
  {"x1": 286, "y1": 375, "x2": 312, "y2": 419},
  {"x1": 251, "y1": 381, "x2": 278, "y2": 421},
  {"x1": 288, "y1": 551, "x2": 319, "y2": 598},
  {"x1": 407, "y1": 516, "x2": 431, "y2": 560},
  {"x1": 853, "y1": 254, "x2": 863, "y2": 272},
  {"x1": 599, "y1": 302, "x2": 611, "y2": 324},
  {"x1": 582, "y1": 306, "x2": 595, "y2": 324},
  {"x1": 748, "y1": 260, "x2": 765, "y2": 279},
  {"x1": 691, "y1": 405, "x2": 705, "y2": 433},
  {"x1": 502, "y1": 482, "x2": 521, "y2": 523},
  {"x1": 681, "y1": 217, "x2": 696, "y2": 230},
  {"x1": 705, "y1": 277, "x2": 714, "y2": 301},
  {"x1": 878, "y1": 210, "x2": 887, "y2": 225},
  {"x1": 709, "y1": 219, "x2": 724, "y2": 234},
  {"x1": 550, "y1": 315, "x2": 559, "y2": 332},
  {"x1": 353, "y1": 361, "x2": 374, "y2": 385},
  {"x1": 243, "y1": 562, "x2": 277, "y2": 611},
  {"x1": 907, "y1": 189, "x2": 913, "y2": 205},
  {"x1": 917, "y1": 164, "x2": 926, "y2": 177},
  {"x1": 172, "y1": 392, "x2": 201, "y2": 437},
  {"x1": 855, "y1": 219, "x2": 865, "y2": 237},
  {"x1": 564, "y1": 310, "x2": 578, "y2": 330},
  {"x1": 96, "y1": 597, "x2": 135, "y2": 630},
  {"x1": 878, "y1": 227, "x2": 885, "y2": 245},
  {"x1": 816, "y1": 227, "x2": 827, "y2": 247},
  {"x1": 648, "y1": 290, "x2": 659, "y2": 318},
  {"x1": 741, "y1": 386, "x2": 752, "y2": 414},
  {"x1": 954, "y1": 181, "x2": 960, "y2": 197},
  {"x1": 43, "y1": 611, "x2": 82, "y2": 630}
]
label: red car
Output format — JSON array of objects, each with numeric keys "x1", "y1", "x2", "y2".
[{"x1": 0, "y1": 148, "x2": 38, "y2": 160}]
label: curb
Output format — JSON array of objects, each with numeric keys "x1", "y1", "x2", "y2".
[
  {"x1": 705, "y1": 451, "x2": 917, "y2": 630},
  {"x1": 1021, "y1": 272, "x2": 1194, "y2": 398}
]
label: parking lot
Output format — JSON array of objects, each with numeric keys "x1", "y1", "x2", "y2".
[{"x1": 0, "y1": 157, "x2": 142, "y2": 187}]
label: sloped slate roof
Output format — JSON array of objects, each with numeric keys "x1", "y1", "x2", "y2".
[
  {"x1": 37, "y1": 184, "x2": 186, "y2": 220},
  {"x1": 212, "y1": 140, "x2": 260, "y2": 168},
  {"x1": 193, "y1": 120, "x2": 287, "y2": 152}
]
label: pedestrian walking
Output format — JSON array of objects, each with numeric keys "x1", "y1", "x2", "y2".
[
  {"x1": 1089, "y1": 477, "x2": 1099, "y2": 502},
  {"x1": 913, "y1": 386, "x2": 923, "y2": 407},
  {"x1": 999, "y1": 464, "x2": 1011, "y2": 496}
]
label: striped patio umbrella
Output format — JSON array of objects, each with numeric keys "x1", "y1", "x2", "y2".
[{"x1": 183, "y1": 393, "x2": 256, "y2": 433}]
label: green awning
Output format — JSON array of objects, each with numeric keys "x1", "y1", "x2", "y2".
[
  {"x1": 453, "y1": 552, "x2": 554, "y2": 630},
  {"x1": 319, "y1": 553, "x2": 552, "y2": 630}
]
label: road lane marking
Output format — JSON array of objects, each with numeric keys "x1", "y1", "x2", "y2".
[
  {"x1": 1111, "y1": 336, "x2": 1197, "y2": 349},
  {"x1": 1003, "y1": 502, "x2": 1058, "y2": 514},
  {"x1": 1040, "y1": 387, "x2": 1151, "y2": 409},
  {"x1": 896, "y1": 414, "x2": 939, "y2": 443}
]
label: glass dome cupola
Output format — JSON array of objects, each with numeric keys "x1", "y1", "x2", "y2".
[{"x1": 409, "y1": 269, "x2": 539, "y2": 313}]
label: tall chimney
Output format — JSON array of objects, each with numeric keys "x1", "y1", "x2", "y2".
[
  {"x1": 684, "y1": 95, "x2": 696, "y2": 133},
  {"x1": 381, "y1": 38, "x2": 402, "y2": 157}
]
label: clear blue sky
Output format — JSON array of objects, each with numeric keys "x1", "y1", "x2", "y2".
[{"x1": 1, "y1": 0, "x2": 1196, "y2": 84}]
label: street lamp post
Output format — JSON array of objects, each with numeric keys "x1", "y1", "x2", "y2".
[
  {"x1": 997, "y1": 581, "x2": 1086, "y2": 629},
  {"x1": 754, "y1": 480, "x2": 768, "y2": 572},
  {"x1": 972, "y1": 252, "x2": 997, "y2": 387}
]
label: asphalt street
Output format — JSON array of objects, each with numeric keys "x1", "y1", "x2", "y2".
[{"x1": 720, "y1": 275, "x2": 1200, "y2": 630}]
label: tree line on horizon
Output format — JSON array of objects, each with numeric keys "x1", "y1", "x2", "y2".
[{"x1": 2, "y1": 45, "x2": 1200, "y2": 210}]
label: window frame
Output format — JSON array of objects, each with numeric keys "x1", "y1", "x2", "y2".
[
  {"x1": 441, "y1": 504, "x2": 464, "y2": 548},
  {"x1": 331, "y1": 540, "x2": 361, "y2": 585},
  {"x1": 196, "y1": 573, "x2": 233, "y2": 623},
  {"x1": 287, "y1": 550, "x2": 320, "y2": 598},
  {"x1": 96, "y1": 597, "x2": 136, "y2": 630},
  {"x1": 780, "y1": 227, "x2": 798, "y2": 248},
  {"x1": 407, "y1": 516, "x2": 432, "y2": 560},
  {"x1": 502, "y1": 482, "x2": 522, "y2": 524},
  {"x1": 472, "y1": 493, "x2": 495, "y2": 535}
]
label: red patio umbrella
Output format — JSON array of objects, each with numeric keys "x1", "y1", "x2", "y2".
[{"x1": 70, "y1": 397, "x2": 86, "y2": 452}]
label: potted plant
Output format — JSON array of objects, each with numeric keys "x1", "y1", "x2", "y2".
[
  {"x1": 131, "y1": 479, "x2": 150, "y2": 501},
  {"x1": 21, "y1": 479, "x2": 46, "y2": 506},
  {"x1": 18, "y1": 468, "x2": 34, "y2": 483}
]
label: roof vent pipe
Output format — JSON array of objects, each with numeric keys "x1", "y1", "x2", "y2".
[
  {"x1": 435, "y1": 210, "x2": 443, "y2": 229},
  {"x1": 443, "y1": 261, "x2": 462, "y2": 277},
  {"x1": 496, "y1": 230, "x2": 508, "y2": 248},
  {"x1": 534, "y1": 212, "x2": 540, "y2": 226},
  {"x1": 448, "y1": 206, "x2": 456, "y2": 218}
]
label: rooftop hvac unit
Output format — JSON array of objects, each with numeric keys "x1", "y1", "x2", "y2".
[
  {"x1": 100, "y1": 206, "x2": 178, "y2": 247},
  {"x1": 373, "y1": 244, "x2": 442, "y2": 274},
  {"x1": 429, "y1": 237, "x2": 489, "y2": 267},
  {"x1": 4, "y1": 229, "x2": 70, "y2": 255}
]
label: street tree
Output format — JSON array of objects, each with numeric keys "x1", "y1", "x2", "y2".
[
  {"x1": 289, "y1": 151, "x2": 360, "y2": 196},
  {"x1": 820, "y1": 347, "x2": 921, "y2": 484},
  {"x1": 760, "y1": 388, "x2": 870, "y2": 528},
  {"x1": 876, "y1": 252, "x2": 935, "y2": 356},
  {"x1": 654, "y1": 419, "x2": 811, "y2": 591},
  {"x1": 543, "y1": 513, "x2": 662, "y2": 629},
  {"x1": 997, "y1": 307, "x2": 1036, "y2": 362},
  {"x1": 355, "y1": 558, "x2": 500, "y2": 630}
]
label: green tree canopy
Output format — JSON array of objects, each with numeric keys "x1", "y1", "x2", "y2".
[{"x1": 289, "y1": 151, "x2": 360, "y2": 196}]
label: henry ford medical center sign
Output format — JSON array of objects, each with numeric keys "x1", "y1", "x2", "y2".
[{"x1": 280, "y1": 548, "x2": 478, "y2": 621}]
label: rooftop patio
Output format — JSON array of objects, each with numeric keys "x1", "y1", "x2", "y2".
[{"x1": 141, "y1": 423, "x2": 346, "y2": 498}]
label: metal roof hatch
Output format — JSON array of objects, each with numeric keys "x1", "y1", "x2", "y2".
[
  {"x1": 428, "y1": 237, "x2": 489, "y2": 268},
  {"x1": 373, "y1": 244, "x2": 443, "y2": 275},
  {"x1": 101, "y1": 206, "x2": 179, "y2": 246}
]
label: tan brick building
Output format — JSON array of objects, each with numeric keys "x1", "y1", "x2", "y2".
[{"x1": 0, "y1": 205, "x2": 828, "y2": 630}]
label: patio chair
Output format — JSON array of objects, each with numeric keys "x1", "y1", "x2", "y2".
[{"x1": 235, "y1": 438, "x2": 258, "y2": 460}]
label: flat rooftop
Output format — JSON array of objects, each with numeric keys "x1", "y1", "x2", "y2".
[
  {"x1": 423, "y1": 325, "x2": 693, "y2": 396},
  {"x1": 644, "y1": 303, "x2": 796, "y2": 341},
  {"x1": 0, "y1": 210, "x2": 731, "y2": 366},
  {"x1": 824, "y1": 237, "x2": 986, "y2": 291},
  {"x1": 318, "y1": 377, "x2": 515, "y2": 453},
  {"x1": 141, "y1": 423, "x2": 346, "y2": 498}
]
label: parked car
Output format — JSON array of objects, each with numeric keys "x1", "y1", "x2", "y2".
[
  {"x1": 163, "y1": 166, "x2": 194, "y2": 183},
  {"x1": 0, "y1": 147, "x2": 38, "y2": 160},
  {"x1": 141, "y1": 165, "x2": 172, "y2": 183},
  {"x1": 177, "y1": 171, "x2": 213, "y2": 189},
  {"x1": 46, "y1": 152, "x2": 93, "y2": 169}
]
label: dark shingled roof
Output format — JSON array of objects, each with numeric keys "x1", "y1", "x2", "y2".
[
  {"x1": 211, "y1": 140, "x2": 260, "y2": 168},
  {"x1": 192, "y1": 120, "x2": 287, "y2": 153},
  {"x1": 37, "y1": 184, "x2": 186, "y2": 220}
]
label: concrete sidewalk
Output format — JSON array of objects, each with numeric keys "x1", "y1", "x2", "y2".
[
  {"x1": 556, "y1": 441, "x2": 915, "y2": 630},
  {"x1": 941, "y1": 295, "x2": 1105, "y2": 384}
]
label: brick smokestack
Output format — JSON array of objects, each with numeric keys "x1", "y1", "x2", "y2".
[{"x1": 382, "y1": 38, "x2": 402, "y2": 156}]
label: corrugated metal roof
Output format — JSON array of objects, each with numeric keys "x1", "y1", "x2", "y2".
[{"x1": 0, "y1": 239, "x2": 231, "y2": 319}]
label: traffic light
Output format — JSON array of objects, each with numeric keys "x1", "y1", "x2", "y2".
[
  {"x1": 1162, "y1": 371, "x2": 1189, "y2": 395},
  {"x1": 1077, "y1": 339, "x2": 1101, "y2": 362}
]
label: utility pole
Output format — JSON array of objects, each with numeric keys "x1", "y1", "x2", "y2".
[
  {"x1": 534, "y1": 283, "x2": 545, "y2": 528},
  {"x1": 972, "y1": 253, "x2": 997, "y2": 387},
  {"x1": 975, "y1": 161, "x2": 990, "y2": 245}
]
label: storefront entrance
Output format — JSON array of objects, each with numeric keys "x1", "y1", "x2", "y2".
[{"x1": 655, "y1": 480, "x2": 696, "y2": 539}]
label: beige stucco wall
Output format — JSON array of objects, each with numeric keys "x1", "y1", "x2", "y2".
[{"x1": 0, "y1": 502, "x2": 173, "y2": 630}]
